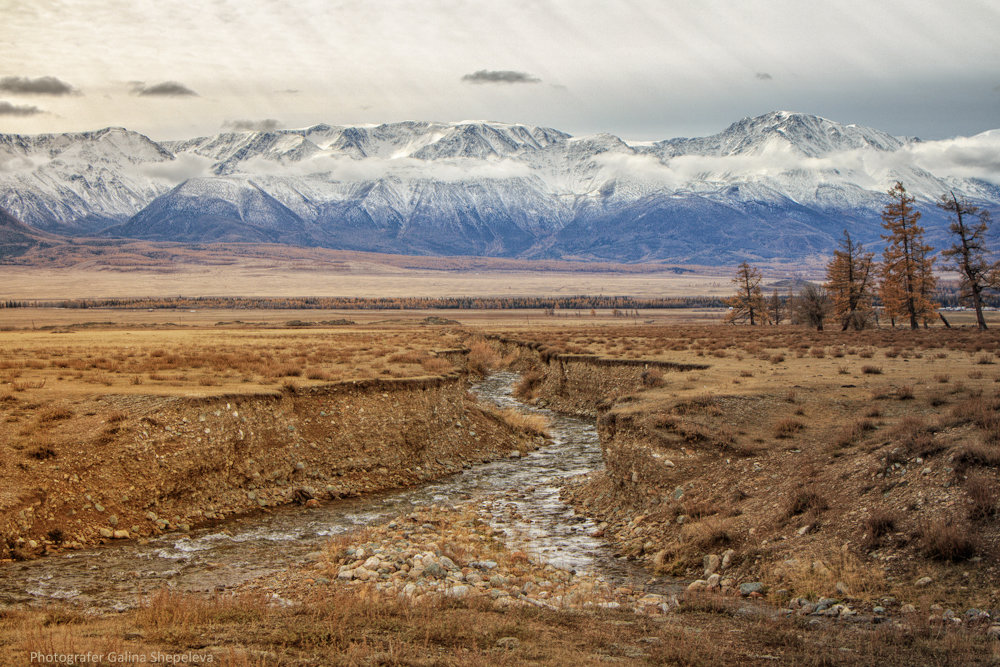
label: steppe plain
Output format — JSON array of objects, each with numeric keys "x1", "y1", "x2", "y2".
[{"x1": 1, "y1": 254, "x2": 999, "y2": 665}]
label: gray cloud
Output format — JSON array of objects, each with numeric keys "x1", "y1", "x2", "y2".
[
  {"x1": 130, "y1": 81, "x2": 198, "y2": 97},
  {"x1": 222, "y1": 118, "x2": 282, "y2": 131},
  {"x1": 755, "y1": 72, "x2": 773, "y2": 81},
  {"x1": 0, "y1": 75, "x2": 77, "y2": 95},
  {"x1": 461, "y1": 70, "x2": 540, "y2": 85},
  {"x1": 0, "y1": 100, "x2": 42, "y2": 116}
]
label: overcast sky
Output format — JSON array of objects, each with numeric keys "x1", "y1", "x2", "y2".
[{"x1": 1, "y1": 0, "x2": 998, "y2": 141}]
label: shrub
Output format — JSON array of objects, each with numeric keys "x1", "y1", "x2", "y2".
[
  {"x1": 641, "y1": 368, "x2": 665, "y2": 387},
  {"x1": 890, "y1": 417, "x2": 941, "y2": 457},
  {"x1": 785, "y1": 488, "x2": 827, "y2": 518},
  {"x1": 773, "y1": 418, "x2": 805, "y2": 439},
  {"x1": 920, "y1": 519, "x2": 975, "y2": 561},
  {"x1": 862, "y1": 508, "x2": 898, "y2": 549},
  {"x1": 861, "y1": 365, "x2": 883, "y2": 375},
  {"x1": 28, "y1": 446, "x2": 56, "y2": 460},
  {"x1": 835, "y1": 417, "x2": 877, "y2": 448},
  {"x1": 38, "y1": 407, "x2": 73, "y2": 422},
  {"x1": 467, "y1": 340, "x2": 502, "y2": 375},
  {"x1": 513, "y1": 370, "x2": 544, "y2": 400},
  {"x1": 966, "y1": 473, "x2": 996, "y2": 521}
]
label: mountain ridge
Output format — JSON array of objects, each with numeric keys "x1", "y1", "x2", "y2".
[{"x1": 1, "y1": 112, "x2": 997, "y2": 264}]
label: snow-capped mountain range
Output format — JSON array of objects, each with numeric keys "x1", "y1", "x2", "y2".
[{"x1": 1, "y1": 111, "x2": 997, "y2": 264}]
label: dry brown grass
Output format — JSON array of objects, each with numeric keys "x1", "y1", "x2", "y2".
[
  {"x1": 773, "y1": 417, "x2": 805, "y2": 439},
  {"x1": 769, "y1": 545, "x2": 887, "y2": 601},
  {"x1": 467, "y1": 339, "x2": 504, "y2": 375},
  {"x1": 919, "y1": 519, "x2": 977, "y2": 562},
  {"x1": 4, "y1": 580, "x2": 995, "y2": 665},
  {"x1": 0, "y1": 326, "x2": 463, "y2": 398},
  {"x1": 485, "y1": 406, "x2": 550, "y2": 437}
]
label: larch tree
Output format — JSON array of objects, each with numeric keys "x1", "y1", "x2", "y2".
[
  {"x1": 725, "y1": 262, "x2": 767, "y2": 325},
  {"x1": 938, "y1": 192, "x2": 997, "y2": 330},
  {"x1": 879, "y1": 182, "x2": 936, "y2": 329},
  {"x1": 793, "y1": 283, "x2": 831, "y2": 331},
  {"x1": 825, "y1": 230, "x2": 875, "y2": 330},
  {"x1": 767, "y1": 289, "x2": 784, "y2": 325}
]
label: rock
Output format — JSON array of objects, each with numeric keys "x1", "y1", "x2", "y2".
[
  {"x1": 720, "y1": 549, "x2": 735, "y2": 571},
  {"x1": 423, "y1": 562, "x2": 447, "y2": 578},
  {"x1": 495, "y1": 636, "x2": 520, "y2": 650},
  {"x1": 112, "y1": 529, "x2": 130, "y2": 539},
  {"x1": 706, "y1": 574, "x2": 721, "y2": 590},
  {"x1": 987, "y1": 625, "x2": 1000, "y2": 638},
  {"x1": 98, "y1": 527, "x2": 113, "y2": 538},
  {"x1": 873, "y1": 606, "x2": 886, "y2": 615},
  {"x1": 305, "y1": 499, "x2": 320, "y2": 508},
  {"x1": 703, "y1": 554, "x2": 721, "y2": 577},
  {"x1": 835, "y1": 581, "x2": 850, "y2": 596},
  {"x1": 739, "y1": 582, "x2": 765, "y2": 596},
  {"x1": 445, "y1": 584, "x2": 471, "y2": 598},
  {"x1": 508, "y1": 451, "x2": 521, "y2": 459},
  {"x1": 363, "y1": 556, "x2": 381, "y2": 570},
  {"x1": 901, "y1": 604, "x2": 917, "y2": 614},
  {"x1": 439, "y1": 556, "x2": 458, "y2": 571},
  {"x1": 337, "y1": 569, "x2": 354, "y2": 581},
  {"x1": 107, "y1": 515, "x2": 119, "y2": 527},
  {"x1": 915, "y1": 576, "x2": 933, "y2": 587},
  {"x1": 687, "y1": 579, "x2": 708, "y2": 592},
  {"x1": 471, "y1": 560, "x2": 498, "y2": 570},
  {"x1": 797, "y1": 525, "x2": 810, "y2": 536}
]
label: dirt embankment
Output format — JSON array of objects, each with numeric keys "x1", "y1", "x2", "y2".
[
  {"x1": 492, "y1": 333, "x2": 1000, "y2": 618},
  {"x1": 484, "y1": 335, "x2": 707, "y2": 416},
  {"x1": 1, "y1": 374, "x2": 542, "y2": 560}
]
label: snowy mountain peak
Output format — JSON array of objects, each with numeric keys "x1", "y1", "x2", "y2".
[
  {"x1": 0, "y1": 113, "x2": 997, "y2": 263},
  {"x1": 653, "y1": 111, "x2": 905, "y2": 159}
]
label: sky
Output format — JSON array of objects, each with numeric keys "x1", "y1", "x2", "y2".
[{"x1": 1, "y1": 0, "x2": 998, "y2": 142}]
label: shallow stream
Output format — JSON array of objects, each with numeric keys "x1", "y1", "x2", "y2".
[{"x1": 0, "y1": 371, "x2": 653, "y2": 612}]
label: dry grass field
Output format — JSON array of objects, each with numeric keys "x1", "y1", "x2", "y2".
[
  {"x1": 0, "y1": 241, "x2": 737, "y2": 300},
  {"x1": 4, "y1": 306, "x2": 1000, "y2": 663},
  {"x1": 0, "y1": 326, "x2": 462, "y2": 398}
]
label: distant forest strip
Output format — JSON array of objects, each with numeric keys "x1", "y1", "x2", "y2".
[{"x1": 0, "y1": 295, "x2": 727, "y2": 311}]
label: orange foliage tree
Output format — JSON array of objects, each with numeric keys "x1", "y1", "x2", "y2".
[
  {"x1": 879, "y1": 182, "x2": 936, "y2": 329},
  {"x1": 825, "y1": 230, "x2": 875, "y2": 330},
  {"x1": 725, "y1": 262, "x2": 767, "y2": 325}
]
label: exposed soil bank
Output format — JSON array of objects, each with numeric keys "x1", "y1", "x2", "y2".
[
  {"x1": 1, "y1": 374, "x2": 541, "y2": 560},
  {"x1": 486, "y1": 333, "x2": 1000, "y2": 622},
  {"x1": 485, "y1": 334, "x2": 707, "y2": 416}
]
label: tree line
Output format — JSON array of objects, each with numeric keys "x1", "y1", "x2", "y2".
[
  {"x1": 0, "y1": 295, "x2": 726, "y2": 311},
  {"x1": 726, "y1": 182, "x2": 998, "y2": 330}
]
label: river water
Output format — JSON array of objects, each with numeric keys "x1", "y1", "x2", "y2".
[{"x1": 0, "y1": 372, "x2": 650, "y2": 612}]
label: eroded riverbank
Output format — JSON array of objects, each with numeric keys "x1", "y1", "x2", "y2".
[{"x1": 0, "y1": 372, "x2": 651, "y2": 612}]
